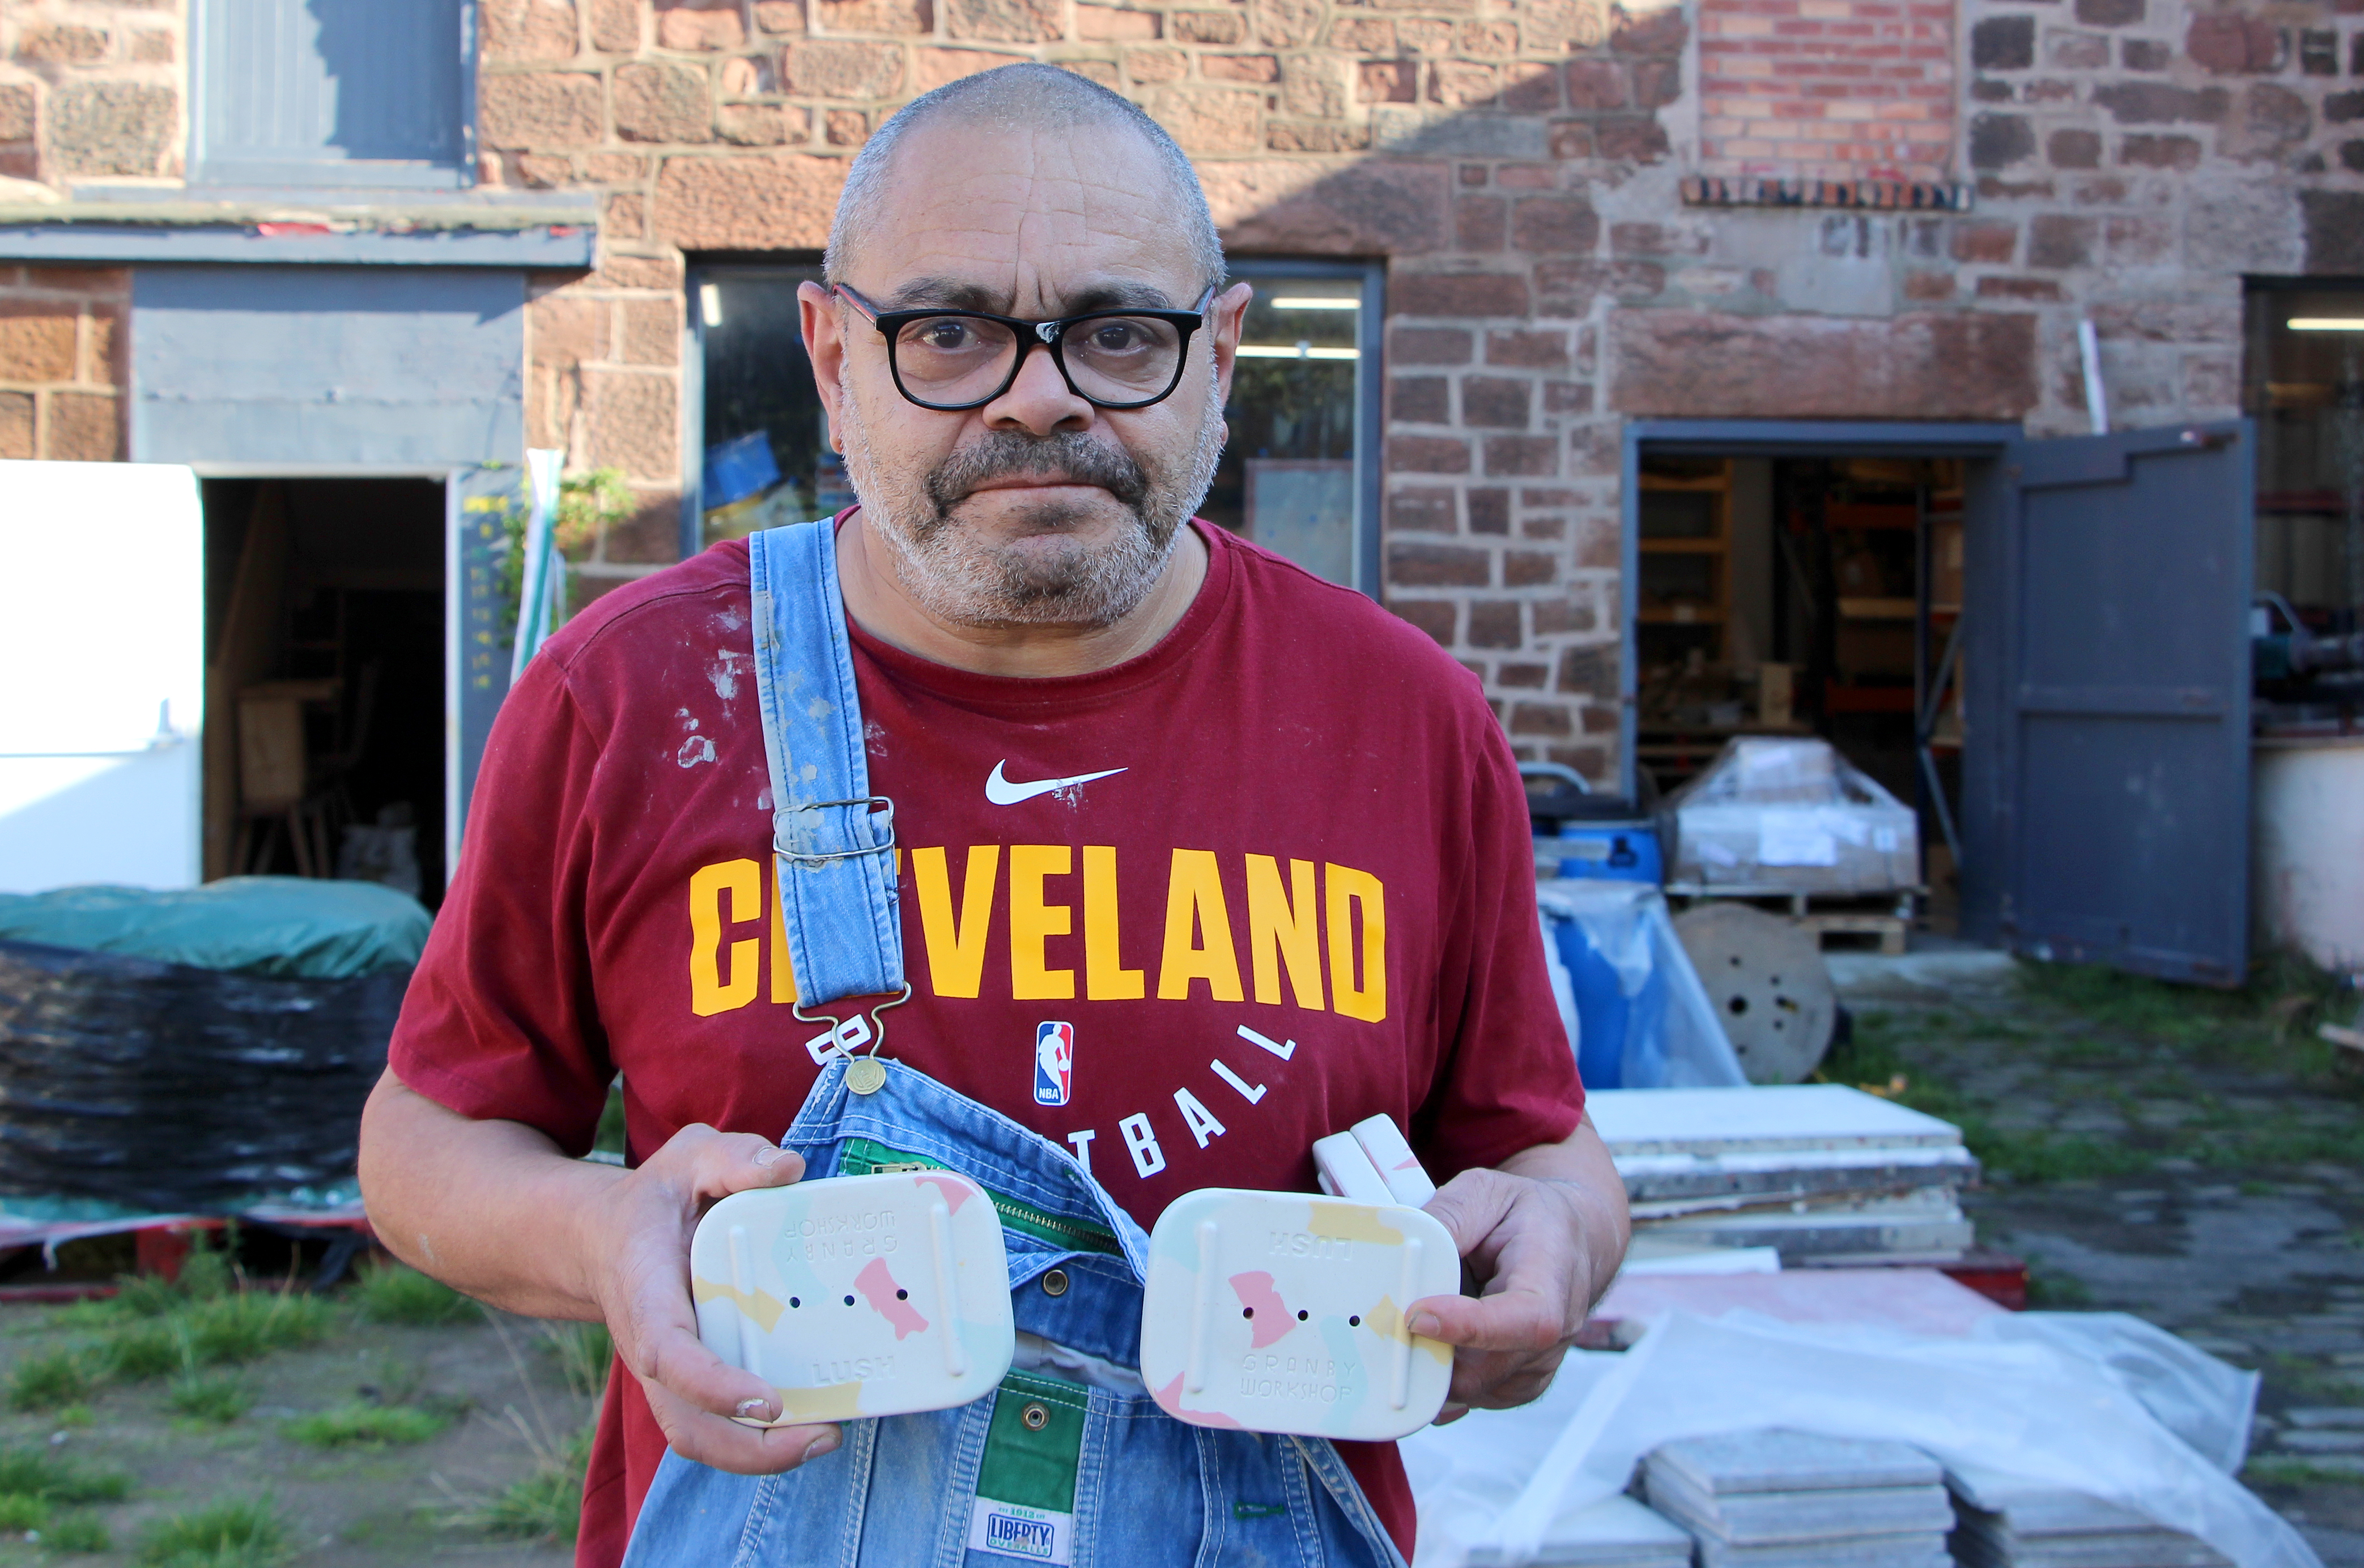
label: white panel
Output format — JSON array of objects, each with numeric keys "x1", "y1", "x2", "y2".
[{"x1": 0, "y1": 461, "x2": 203, "y2": 890}]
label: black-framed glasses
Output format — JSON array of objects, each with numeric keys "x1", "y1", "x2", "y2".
[{"x1": 834, "y1": 283, "x2": 1215, "y2": 412}]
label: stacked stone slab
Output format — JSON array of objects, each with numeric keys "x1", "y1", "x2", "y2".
[
  {"x1": 1588, "y1": 1085, "x2": 1978, "y2": 1265},
  {"x1": 1945, "y1": 1464, "x2": 2231, "y2": 1568},
  {"x1": 1639, "y1": 1429, "x2": 1955, "y2": 1568},
  {"x1": 1468, "y1": 1495, "x2": 1694, "y2": 1568}
]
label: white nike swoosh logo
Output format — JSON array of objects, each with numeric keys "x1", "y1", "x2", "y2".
[{"x1": 985, "y1": 761, "x2": 1128, "y2": 806}]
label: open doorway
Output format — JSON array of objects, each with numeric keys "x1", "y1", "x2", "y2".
[
  {"x1": 201, "y1": 478, "x2": 448, "y2": 904},
  {"x1": 1632, "y1": 446, "x2": 1971, "y2": 934}
]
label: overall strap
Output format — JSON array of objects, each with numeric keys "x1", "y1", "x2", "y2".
[{"x1": 747, "y1": 519, "x2": 904, "y2": 1010}]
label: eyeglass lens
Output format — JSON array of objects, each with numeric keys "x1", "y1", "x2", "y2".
[{"x1": 892, "y1": 313, "x2": 1185, "y2": 406}]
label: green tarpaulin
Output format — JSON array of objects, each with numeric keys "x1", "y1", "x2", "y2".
[{"x1": 0, "y1": 878, "x2": 430, "y2": 979}]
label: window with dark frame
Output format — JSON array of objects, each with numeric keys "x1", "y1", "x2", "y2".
[{"x1": 689, "y1": 258, "x2": 1381, "y2": 594}]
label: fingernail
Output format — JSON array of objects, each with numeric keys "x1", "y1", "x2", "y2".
[
  {"x1": 735, "y1": 1397, "x2": 775, "y2": 1421},
  {"x1": 1409, "y1": 1312, "x2": 1442, "y2": 1337},
  {"x1": 800, "y1": 1430, "x2": 840, "y2": 1463},
  {"x1": 753, "y1": 1145, "x2": 784, "y2": 1168}
]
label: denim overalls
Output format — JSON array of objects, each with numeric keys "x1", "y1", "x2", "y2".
[{"x1": 619, "y1": 521, "x2": 1409, "y2": 1568}]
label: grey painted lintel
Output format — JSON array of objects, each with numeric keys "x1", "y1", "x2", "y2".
[{"x1": 0, "y1": 221, "x2": 594, "y2": 268}]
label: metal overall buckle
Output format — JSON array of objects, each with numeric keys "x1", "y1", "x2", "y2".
[
  {"x1": 794, "y1": 984, "x2": 912, "y2": 1096},
  {"x1": 777, "y1": 792, "x2": 906, "y2": 1095}
]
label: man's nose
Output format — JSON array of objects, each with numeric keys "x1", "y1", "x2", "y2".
[{"x1": 980, "y1": 339, "x2": 1095, "y2": 436}]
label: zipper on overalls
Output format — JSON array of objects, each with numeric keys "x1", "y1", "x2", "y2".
[{"x1": 837, "y1": 1137, "x2": 1121, "y2": 1255}]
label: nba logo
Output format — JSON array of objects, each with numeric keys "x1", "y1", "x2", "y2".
[{"x1": 1034, "y1": 1022, "x2": 1074, "y2": 1107}]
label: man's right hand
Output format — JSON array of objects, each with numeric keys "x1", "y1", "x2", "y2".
[
  {"x1": 584, "y1": 1123, "x2": 845, "y2": 1473},
  {"x1": 356, "y1": 1074, "x2": 843, "y2": 1476}
]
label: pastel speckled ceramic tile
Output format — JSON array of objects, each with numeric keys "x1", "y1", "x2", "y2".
[
  {"x1": 691, "y1": 1171, "x2": 1015, "y2": 1424},
  {"x1": 1140, "y1": 1188, "x2": 1459, "y2": 1441}
]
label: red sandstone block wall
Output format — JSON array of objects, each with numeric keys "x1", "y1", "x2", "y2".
[{"x1": 0, "y1": 265, "x2": 125, "y2": 460}]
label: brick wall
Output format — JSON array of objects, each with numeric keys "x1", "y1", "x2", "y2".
[
  {"x1": 19, "y1": 0, "x2": 2364, "y2": 782},
  {"x1": 1698, "y1": 0, "x2": 1954, "y2": 178},
  {"x1": 0, "y1": 2, "x2": 181, "y2": 463},
  {"x1": 0, "y1": 263, "x2": 124, "y2": 459},
  {"x1": 471, "y1": 0, "x2": 1690, "y2": 766}
]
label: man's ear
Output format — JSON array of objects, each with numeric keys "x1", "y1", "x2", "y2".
[
  {"x1": 799, "y1": 280, "x2": 848, "y2": 452},
  {"x1": 1207, "y1": 280, "x2": 1255, "y2": 407}
]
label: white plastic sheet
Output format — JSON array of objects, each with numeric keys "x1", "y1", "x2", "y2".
[
  {"x1": 1403, "y1": 1310, "x2": 2307, "y2": 1568},
  {"x1": 1537, "y1": 881, "x2": 1748, "y2": 1089}
]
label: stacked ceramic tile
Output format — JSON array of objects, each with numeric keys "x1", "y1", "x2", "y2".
[
  {"x1": 1945, "y1": 1464, "x2": 2232, "y2": 1568},
  {"x1": 1639, "y1": 1429, "x2": 1955, "y2": 1568},
  {"x1": 1466, "y1": 1495, "x2": 1695, "y2": 1568},
  {"x1": 1589, "y1": 1085, "x2": 1978, "y2": 1265}
]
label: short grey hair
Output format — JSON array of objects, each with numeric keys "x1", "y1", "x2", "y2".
[{"x1": 823, "y1": 63, "x2": 1225, "y2": 298}]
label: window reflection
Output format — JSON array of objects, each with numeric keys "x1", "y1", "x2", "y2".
[
  {"x1": 1201, "y1": 276, "x2": 1364, "y2": 587},
  {"x1": 696, "y1": 263, "x2": 1374, "y2": 591}
]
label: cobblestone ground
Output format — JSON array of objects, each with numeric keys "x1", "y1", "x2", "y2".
[{"x1": 1837, "y1": 958, "x2": 2364, "y2": 1565}]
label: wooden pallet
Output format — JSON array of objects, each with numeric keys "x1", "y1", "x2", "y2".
[{"x1": 1669, "y1": 887, "x2": 1920, "y2": 955}]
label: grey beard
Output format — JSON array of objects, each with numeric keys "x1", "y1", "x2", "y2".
[{"x1": 839, "y1": 373, "x2": 1226, "y2": 630}]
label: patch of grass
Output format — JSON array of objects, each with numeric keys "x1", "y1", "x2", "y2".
[
  {"x1": 351, "y1": 1261, "x2": 470, "y2": 1327},
  {"x1": 182, "y1": 1290, "x2": 329, "y2": 1366},
  {"x1": 471, "y1": 1424, "x2": 593, "y2": 1543},
  {"x1": 539, "y1": 1322, "x2": 612, "y2": 1401},
  {"x1": 6, "y1": 1352, "x2": 92, "y2": 1413},
  {"x1": 284, "y1": 1401, "x2": 449, "y2": 1448},
  {"x1": 1966, "y1": 1124, "x2": 2156, "y2": 1184},
  {"x1": 43, "y1": 1513, "x2": 109, "y2": 1553},
  {"x1": 0, "y1": 1449, "x2": 126, "y2": 1506},
  {"x1": 2247, "y1": 1458, "x2": 2364, "y2": 1488},
  {"x1": 134, "y1": 1496, "x2": 290, "y2": 1568},
  {"x1": 0, "y1": 1493, "x2": 48, "y2": 1531},
  {"x1": 594, "y1": 1078, "x2": 626, "y2": 1156},
  {"x1": 2025, "y1": 1264, "x2": 2094, "y2": 1308},
  {"x1": 101, "y1": 1318, "x2": 186, "y2": 1382},
  {"x1": 168, "y1": 1370, "x2": 253, "y2": 1425}
]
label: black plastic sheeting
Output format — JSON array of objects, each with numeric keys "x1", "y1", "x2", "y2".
[{"x1": 0, "y1": 939, "x2": 401, "y2": 1212}]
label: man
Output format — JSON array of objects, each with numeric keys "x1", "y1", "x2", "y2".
[{"x1": 359, "y1": 63, "x2": 1629, "y2": 1567}]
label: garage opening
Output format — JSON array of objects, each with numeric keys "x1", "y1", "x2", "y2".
[
  {"x1": 200, "y1": 478, "x2": 447, "y2": 904},
  {"x1": 1633, "y1": 446, "x2": 1973, "y2": 936}
]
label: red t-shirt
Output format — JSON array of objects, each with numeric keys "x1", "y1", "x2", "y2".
[{"x1": 389, "y1": 518, "x2": 1583, "y2": 1568}]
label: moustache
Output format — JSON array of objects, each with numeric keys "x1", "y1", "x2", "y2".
[{"x1": 925, "y1": 432, "x2": 1152, "y2": 515}]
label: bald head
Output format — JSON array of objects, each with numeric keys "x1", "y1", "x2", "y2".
[{"x1": 822, "y1": 63, "x2": 1224, "y2": 293}]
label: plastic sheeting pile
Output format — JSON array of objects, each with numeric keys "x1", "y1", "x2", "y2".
[
  {"x1": 1537, "y1": 880, "x2": 1748, "y2": 1092},
  {"x1": 1402, "y1": 1310, "x2": 2308, "y2": 1568},
  {"x1": 1661, "y1": 737, "x2": 1919, "y2": 896}
]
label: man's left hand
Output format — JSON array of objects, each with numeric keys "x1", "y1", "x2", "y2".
[{"x1": 1408, "y1": 1118, "x2": 1630, "y2": 1419}]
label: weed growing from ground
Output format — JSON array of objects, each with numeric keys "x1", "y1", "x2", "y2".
[
  {"x1": 470, "y1": 1422, "x2": 593, "y2": 1543},
  {"x1": 352, "y1": 1262, "x2": 470, "y2": 1327},
  {"x1": 0, "y1": 1447, "x2": 128, "y2": 1505},
  {"x1": 539, "y1": 1322, "x2": 611, "y2": 1401},
  {"x1": 2246, "y1": 1458, "x2": 2364, "y2": 1489},
  {"x1": 182, "y1": 1290, "x2": 330, "y2": 1366},
  {"x1": 285, "y1": 1402, "x2": 449, "y2": 1448},
  {"x1": 168, "y1": 1370, "x2": 253, "y2": 1425},
  {"x1": 6, "y1": 1352, "x2": 92, "y2": 1413},
  {"x1": 0, "y1": 1493, "x2": 47, "y2": 1531},
  {"x1": 134, "y1": 1495, "x2": 289, "y2": 1568},
  {"x1": 43, "y1": 1512, "x2": 109, "y2": 1553},
  {"x1": 102, "y1": 1318, "x2": 185, "y2": 1382}
]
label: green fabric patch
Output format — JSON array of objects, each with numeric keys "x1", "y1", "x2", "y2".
[
  {"x1": 836, "y1": 1137, "x2": 1120, "y2": 1255},
  {"x1": 1233, "y1": 1502, "x2": 1288, "y2": 1520},
  {"x1": 974, "y1": 1372, "x2": 1089, "y2": 1516}
]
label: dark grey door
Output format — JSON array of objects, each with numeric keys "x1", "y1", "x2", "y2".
[{"x1": 1962, "y1": 423, "x2": 2255, "y2": 985}]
